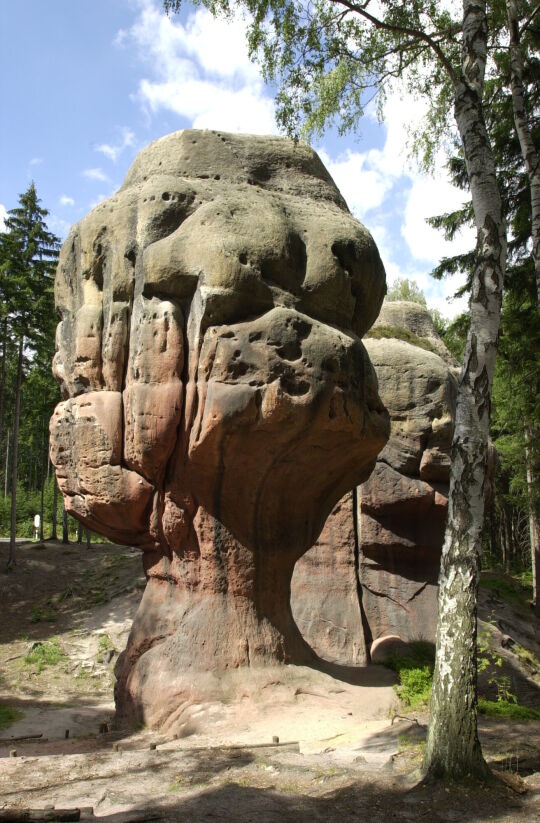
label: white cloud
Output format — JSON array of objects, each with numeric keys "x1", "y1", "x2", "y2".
[
  {"x1": 95, "y1": 127, "x2": 136, "y2": 162},
  {"x1": 0, "y1": 203, "x2": 7, "y2": 231},
  {"x1": 330, "y1": 87, "x2": 472, "y2": 320},
  {"x1": 83, "y1": 167, "x2": 110, "y2": 183},
  {"x1": 318, "y1": 148, "x2": 394, "y2": 219},
  {"x1": 122, "y1": 3, "x2": 276, "y2": 134},
  {"x1": 59, "y1": 194, "x2": 75, "y2": 207},
  {"x1": 29, "y1": 157, "x2": 43, "y2": 167},
  {"x1": 402, "y1": 173, "x2": 474, "y2": 264}
]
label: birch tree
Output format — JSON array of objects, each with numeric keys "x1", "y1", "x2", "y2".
[{"x1": 164, "y1": 0, "x2": 511, "y2": 779}]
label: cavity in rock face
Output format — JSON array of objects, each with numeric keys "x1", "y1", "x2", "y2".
[
  {"x1": 50, "y1": 129, "x2": 389, "y2": 728},
  {"x1": 291, "y1": 302, "x2": 460, "y2": 663}
]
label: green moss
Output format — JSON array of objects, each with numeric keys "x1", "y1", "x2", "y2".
[
  {"x1": 478, "y1": 699, "x2": 540, "y2": 720},
  {"x1": 0, "y1": 704, "x2": 23, "y2": 731},
  {"x1": 382, "y1": 641, "x2": 435, "y2": 710},
  {"x1": 365, "y1": 325, "x2": 439, "y2": 354}
]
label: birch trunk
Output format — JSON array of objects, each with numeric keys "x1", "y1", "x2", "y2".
[
  {"x1": 424, "y1": 0, "x2": 506, "y2": 779},
  {"x1": 8, "y1": 336, "x2": 24, "y2": 569},
  {"x1": 507, "y1": 0, "x2": 540, "y2": 303}
]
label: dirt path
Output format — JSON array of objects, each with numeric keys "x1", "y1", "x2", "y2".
[{"x1": 0, "y1": 541, "x2": 538, "y2": 822}]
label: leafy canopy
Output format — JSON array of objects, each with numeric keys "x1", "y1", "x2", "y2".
[
  {"x1": 386, "y1": 277, "x2": 427, "y2": 305},
  {"x1": 163, "y1": 1, "x2": 510, "y2": 168}
]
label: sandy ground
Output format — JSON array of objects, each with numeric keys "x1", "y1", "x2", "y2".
[{"x1": 0, "y1": 540, "x2": 539, "y2": 822}]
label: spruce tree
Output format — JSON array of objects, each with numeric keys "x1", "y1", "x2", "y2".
[{"x1": 0, "y1": 183, "x2": 59, "y2": 567}]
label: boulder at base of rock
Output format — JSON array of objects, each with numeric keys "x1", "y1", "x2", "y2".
[{"x1": 50, "y1": 129, "x2": 389, "y2": 729}]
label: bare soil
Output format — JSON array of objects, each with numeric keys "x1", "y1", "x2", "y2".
[{"x1": 0, "y1": 540, "x2": 538, "y2": 822}]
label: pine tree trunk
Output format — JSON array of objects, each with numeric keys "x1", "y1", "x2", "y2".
[
  {"x1": 525, "y1": 430, "x2": 540, "y2": 616},
  {"x1": 424, "y1": 0, "x2": 505, "y2": 780},
  {"x1": 62, "y1": 508, "x2": 69, "y2": 544},
  {"x1": 77, "y1": 520, "x2": 83, "y2": 544},
  {"x1": 86, "y1": 528, "x2": 91, "y2": 550},
  {"x1": 8, "y1": 336, "x2": 24, "y2": 569},
  {"x1": 507, "y1": 0, "x2": 540, "y2": 303},
  {"x1": 51, "y1": 477, "x2": 58, "y2": 541},
  {"x1": 4, "y1": 431, "x2": 9, "y2": 499},
  {"x1": 0, "y1": 319, "x2": 7, "y2": 484},
  {"x1": 39, "y1": 427, "x2": 45, "y2": 542}
]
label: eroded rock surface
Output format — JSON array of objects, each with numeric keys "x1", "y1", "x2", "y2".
[
  {"x1": 292, "y1": 302, "x2": 458, "y2": 662},
  {"x1": 50, "y1": 129, "x2": 389, "y2": 727}
]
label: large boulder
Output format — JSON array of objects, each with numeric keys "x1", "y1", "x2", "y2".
[
  {"x1": 50, "y1": 129, "x2": 389, "y2": 727},
  {"x1": 291, "y1": 302, "x2": 458, "y2": 662}
]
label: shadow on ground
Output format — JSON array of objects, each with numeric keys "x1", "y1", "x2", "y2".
[{"x1": 78, "y1": 773, "x2": 534, "y2": 823}]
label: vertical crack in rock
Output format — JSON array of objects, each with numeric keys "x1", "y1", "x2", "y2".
[{"x1": 353, "y1": 486, "x2": 373, "y2": 661}]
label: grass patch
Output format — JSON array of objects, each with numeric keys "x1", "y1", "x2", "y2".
[
  {"x1": 365, "y1": 325, "x2": 439, "y2": 354},
  {"x1": 24, "y1": 639, "x2": 66, "y2": 673},
  {"x1": 478, "y1": 699, "x2": 540, "y2": 720},
  {"x1": 0, "y1": 704, "x2": 23, "y2": 731},
  {"x1": 382, "y1": 641, "x2": 435, "y2": 710},
  {"x1": 30, "y1": 605, "x2": 57, "y2": 623},
  {"x1": 98, "y1": 633, "x2": 112, "y2": 652}
]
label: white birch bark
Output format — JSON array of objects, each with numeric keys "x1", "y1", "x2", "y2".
[{"x1": 424, "y1": 0, "x2": 506, "y2": 778}]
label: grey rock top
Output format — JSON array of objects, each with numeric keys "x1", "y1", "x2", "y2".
[
  {"x1": 122, "y1": 129, "x2": 348, "y2": 206},
  {"x1": 373, "y1": 300, "x2": 459, "y2": 366}
]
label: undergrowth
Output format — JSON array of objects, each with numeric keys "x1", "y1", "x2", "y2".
[
  {"x1": 382, "y1": 641, "x2": 435, "y2": 709},
  {"x1": 24, "y1": 639, "x2": 66, "y2": 673},
  {"x1": 480, "y1": 570, "x2": 533, "y2": 612},
  {"x1": 478, "y1": 699, "x2": 540, "y2": 720}
]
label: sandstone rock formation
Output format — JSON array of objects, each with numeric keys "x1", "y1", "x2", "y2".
[
  {"x1": 291, "y1": 302, "x2": 458, "y2": 663},
  {"x1": 50, "y1": 129, "x2": 389, "y2": 727}
]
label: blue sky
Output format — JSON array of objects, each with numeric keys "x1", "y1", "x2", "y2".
[{"x1": 1, "y1": 0, "x2": 473, "y2": 319}]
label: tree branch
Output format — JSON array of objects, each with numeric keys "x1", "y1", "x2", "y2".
[
  {"x1": 520, "y1": 1, "x2": 540, "y2": 35},
  {"x1": 327, "y1": 0, "x2": 458, "y2": 83}
]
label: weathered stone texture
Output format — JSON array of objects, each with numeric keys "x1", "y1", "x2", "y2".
[
  {"x1": 50, "y1": 129, "x2": 389, "y2": 726},
  {"x1": 291, "y1": 302, "x2": 458, "y2": 661}
]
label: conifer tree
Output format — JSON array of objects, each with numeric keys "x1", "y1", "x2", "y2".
[{"x1": 0, "y1": 183, "x2": 59, "y2": 567}]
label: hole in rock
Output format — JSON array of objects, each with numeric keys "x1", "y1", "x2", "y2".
[{"x1": 279, "y1": 376, "x2": 310, "y2": 396}]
